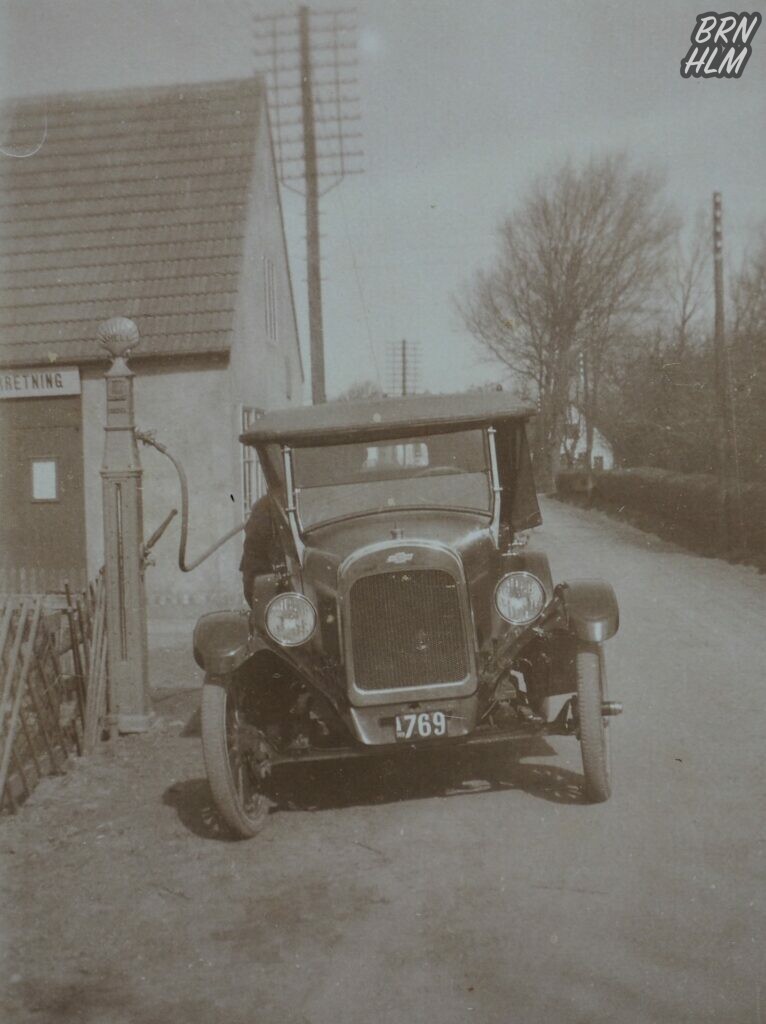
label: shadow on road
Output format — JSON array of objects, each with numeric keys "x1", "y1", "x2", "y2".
[
  {"x1": 162, "y1": 777, "x2": 242, "y2": 841},
  {"x1": 163, "y1": 738, "x2": 586, "y2": 840}
]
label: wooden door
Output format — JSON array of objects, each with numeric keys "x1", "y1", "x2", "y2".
[{"x1": 0, "y1": 396, "x2": 87, "y2": 592}]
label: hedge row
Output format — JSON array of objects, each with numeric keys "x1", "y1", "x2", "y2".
[{"x1": 555, "y1": 468, "x2": 766, "y2": 568}]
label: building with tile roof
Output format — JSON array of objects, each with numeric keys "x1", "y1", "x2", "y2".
[{"x1": 0, "y1": 77, "x2": 304, "y2": 608}]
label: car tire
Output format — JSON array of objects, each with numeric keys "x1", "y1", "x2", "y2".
[
  {"x1": 201, "y1": 674, "x2": 271, "y2": 838},
  {"x1": 575, "y1": 644, "x2": 611, "y2": 803}
]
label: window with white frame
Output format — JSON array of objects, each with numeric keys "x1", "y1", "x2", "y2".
[
  {"x1": 31, "y1": 458, "x2": 57, "y2": 501},
  {"x1": 241, "y1": 406, "x2": 266, "y2": 517},
  {"x1": 31, "y1": 458, "x2": 58, "y2": 501},
  {"x1": 264, "y1": 258, "x2": 277, "y2": 344}
]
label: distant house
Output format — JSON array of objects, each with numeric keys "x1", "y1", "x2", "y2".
[
  {"x1": 562, "y1": 405, "x2": 615, "y2": 470},
  {"x1": 0, "y1": 78, "x2": 303, "y2": 608}
]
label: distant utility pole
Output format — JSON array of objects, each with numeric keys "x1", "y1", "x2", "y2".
[
  {"x1": 711, "y1": 191, "x2": 743, "y2": 554},
  {"x1": 387, "y1": 339, "x2": 421, "y2": 397},
  {"x1": 254, "y1": 5, "x2": 363, "y2": 404}
]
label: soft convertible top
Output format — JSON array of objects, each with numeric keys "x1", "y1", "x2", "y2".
[{"x1": 241, "y1": 391, "x2": 536, "y2": 448}]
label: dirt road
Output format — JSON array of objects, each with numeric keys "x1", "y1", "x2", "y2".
[{"x1": 1, "y1": 499, "x2": 764, "y2": 1024}]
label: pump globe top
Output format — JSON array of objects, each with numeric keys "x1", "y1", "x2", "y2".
[{"x1": 97, "y1": 317, "x2": 140, "y2": 360}]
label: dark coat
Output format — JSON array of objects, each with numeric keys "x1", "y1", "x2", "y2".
[{"x1": 240, "y1": 494, "x2": 280, "y2": 605}]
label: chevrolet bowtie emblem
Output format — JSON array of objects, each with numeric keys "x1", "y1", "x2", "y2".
[{"x1": 387, "y1": 551, "x2": 414, "y2": 564}]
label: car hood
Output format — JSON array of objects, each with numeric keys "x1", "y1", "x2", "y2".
[{"x1": 302, "y1": 509, "x2": 495, "y2": 589}]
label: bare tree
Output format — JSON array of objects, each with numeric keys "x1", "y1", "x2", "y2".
[
  {"x1": 731, "y1": 227, "x2": 766, "y2": 339},
  {"x1": 456, "y1": 153, "x2": 677, "y2": 484},
  {"x1": 668, "y1": 212, "x2": 711, "y2": 355},
  {"x1": 333, "y1": 380, "x2": 387, "y2": 402},
  {"x1": 729, "y1": 227, "x2": 766, "y2": 482}
]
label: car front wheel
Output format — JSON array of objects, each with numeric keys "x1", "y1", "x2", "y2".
[
  {"x1": 575, "y1": 644, "x2": 611, "y2": 803},
  {"x1": 201, "y1": 673, "x2": 271, "y2": 838}
]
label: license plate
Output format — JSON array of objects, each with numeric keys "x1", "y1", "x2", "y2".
[{"x1": 394, "y1": 710, "x2": 448, "y2": 741}]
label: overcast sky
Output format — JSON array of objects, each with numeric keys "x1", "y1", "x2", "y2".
[{"x1": 2, "y1": 0, "x2": 764, "y2": 399}]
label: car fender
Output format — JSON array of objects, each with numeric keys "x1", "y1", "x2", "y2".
[
  {"x1": 193, "y1": 611, "x2": 263, "y2": 675},
  {"x1": 192, "y1": 608, "x2": 336, "y2": 707},
  {"x1": 561, "y1": 580, "x2": 619, "y2": 643},
  {"x1": 193, "y1": 573, "x2": 285, "y2": 675}
]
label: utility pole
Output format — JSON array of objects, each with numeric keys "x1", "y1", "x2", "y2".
[
  {"x1": 299, "y1": 6, "x2": 325, "y2": 403},
  {"x1": 387, "y1": 338, "x2": 421, "y2": 397},
  {"x1": 711, "y1": 192, "x2": 743, "y2": 555},
  {"x1": 254, "y1": 6, "x2": 363, "y2": 404}
]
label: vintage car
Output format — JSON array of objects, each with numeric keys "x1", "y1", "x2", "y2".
[{"x1": 193, "y1": 391, "x2": 620, "y2": 837}]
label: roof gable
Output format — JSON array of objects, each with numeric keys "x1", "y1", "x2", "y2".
[{"x1": 0, "y1": 78, "x2": 265, "y2": 367}]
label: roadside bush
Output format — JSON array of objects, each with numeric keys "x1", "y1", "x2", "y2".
[{"x1": 555, "y1": 469, "x2": 766, "y2": 568}]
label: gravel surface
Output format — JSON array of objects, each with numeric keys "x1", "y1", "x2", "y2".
[{"x1": 1, "y1": 498, "x2": 764, "y2": 1024}]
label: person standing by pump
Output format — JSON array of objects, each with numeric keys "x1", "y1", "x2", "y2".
[{"x1": 239, "y1": 492, "x2": 286, "y2": 606}]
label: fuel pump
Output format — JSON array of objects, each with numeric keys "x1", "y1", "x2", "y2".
[
  {"x1": 98, "y1": 317, "x2": 247, "y2": 734},
  {"x1": 98, "y1": 317, "x2": 152, "y2": 733}
]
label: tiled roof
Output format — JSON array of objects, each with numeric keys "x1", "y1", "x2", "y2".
[{"x1": 0, "y1": 78, "x2": 264, "y2": 367}]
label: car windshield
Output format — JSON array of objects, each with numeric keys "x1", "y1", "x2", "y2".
[{"x1": 291, "y1": 429, "x2": 492, "y2": 530}]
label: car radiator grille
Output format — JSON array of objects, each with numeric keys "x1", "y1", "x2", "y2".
[{"x1": 349, "y1": 569, "x2": 468, "y2": 690}]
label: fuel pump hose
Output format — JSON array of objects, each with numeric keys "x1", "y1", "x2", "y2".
[{"x1": 135, "y1": 431, "x2": 246, "y2": 573}]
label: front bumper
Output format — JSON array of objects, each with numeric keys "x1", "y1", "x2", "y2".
[{"x1": 262, "y1": 716, "x2": 572, "y2": 769}]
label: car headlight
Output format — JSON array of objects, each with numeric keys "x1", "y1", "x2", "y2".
[
  {"x1": 494, "y1": 572, "x2": 546, "y2": 625},
  {"x1": 265, "y1": 592, "x2": 317, "y2": 647}
]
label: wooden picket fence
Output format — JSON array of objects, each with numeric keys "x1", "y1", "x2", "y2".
[
  {"x1": 0, "y1": 573, "x2": 109, "y2": 813},
  {"x1": 0, "y1": 566, "x2": 88, "y2": 598}
]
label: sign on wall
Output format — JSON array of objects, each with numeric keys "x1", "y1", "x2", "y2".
[{"x1": 0, "y1": 367, "x2": 81, "y2": 399}]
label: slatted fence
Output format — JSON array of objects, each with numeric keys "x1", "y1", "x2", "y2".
[
  {"x1": 0, "y1": 573, "x2": 108, "y2": 812},
  {"x1": 0, "y1": 566, "x2": 88, "y2": 597}
]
